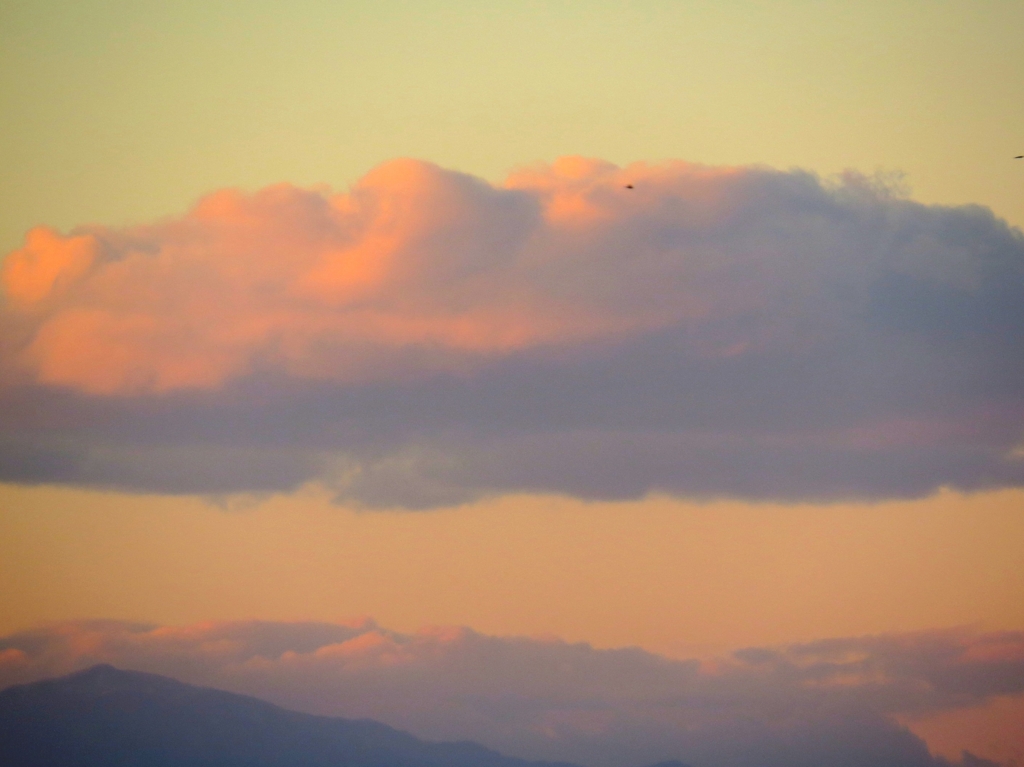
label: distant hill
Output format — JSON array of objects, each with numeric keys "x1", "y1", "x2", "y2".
[
  {"x1": 0, "y1": 664, "x2": 580, "y2": 767},
  {"x1": 0, "y1": 665, "x2": 692, "y2": 767}
]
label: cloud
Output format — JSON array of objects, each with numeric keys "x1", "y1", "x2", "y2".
[
  {"x1": 2, "y1": 157, "x2": 1023, "y2": 504},
  {"x1": 2, "y1": 620, "x2": 1019, "y2": 767}
]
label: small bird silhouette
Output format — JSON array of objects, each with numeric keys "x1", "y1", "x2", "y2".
[{"x1": 624, "y1": 184, "x2": 634, "y2": 189}]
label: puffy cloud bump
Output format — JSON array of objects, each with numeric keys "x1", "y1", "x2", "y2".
[{"x1": 2, "y1": 158, "x2": 1023, "y2": 504}]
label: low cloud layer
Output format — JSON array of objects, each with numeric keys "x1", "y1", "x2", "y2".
[
  {"x1": 2, "y1": 620, "x2": 1020, "y2": 767},
  {"x1": 2, "y1": 158, "x2": 1023, "y2": 504}
]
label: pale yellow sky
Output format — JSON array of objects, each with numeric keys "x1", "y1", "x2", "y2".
[
  {"x1": 2, "y1": 482, "x2": 1022, "y2": 658},
  {"x1": 2, "y1": 0, "x2": 1023, "y2": 258}
]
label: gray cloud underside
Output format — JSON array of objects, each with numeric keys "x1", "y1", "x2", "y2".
[
  {"x1": 2, "y1": 620, "x2": 1017, "y2": 767},
  {"x1": 2, "y1": 162, "x2": 1023, "y2": 506}
]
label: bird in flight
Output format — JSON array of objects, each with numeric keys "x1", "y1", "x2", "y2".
[
  {"x1": 624, "y1": 184, "x2": 634, "y2": 189},
  {"x1": 1016, "y1": 155, "x2": 1023, "y2": 159}
]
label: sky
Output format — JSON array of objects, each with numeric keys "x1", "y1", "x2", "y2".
[{"x1": 2, "y1": 2, "x2": 1024, "y2": 766}]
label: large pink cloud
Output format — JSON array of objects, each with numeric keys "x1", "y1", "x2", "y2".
[
  {"x1": 2, "y1": 157, "x2": 1023, "y2": 503},
  {"x1": 4, "y1": 156, "x2": 1002, "y2": 396},
  {"x1": 2, "y1": 619, "x2": 1019, "y2": 767},
  {"x1": 2, "y1": 159, "x2": 677, "y2": 394}
]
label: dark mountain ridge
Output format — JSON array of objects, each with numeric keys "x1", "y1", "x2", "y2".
[
  {"x1": 0, "y1": 664, "x2": 574, "y2": 767},
  {"x1": 0, "y1": 664, "x2": 690, "y2": 767}
]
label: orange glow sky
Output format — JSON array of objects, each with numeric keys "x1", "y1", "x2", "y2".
[{"x1": 3, "y1": 483, "x2": 1024, "y2": 658}]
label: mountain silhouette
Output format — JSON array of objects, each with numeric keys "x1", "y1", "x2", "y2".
[{"x1": 0, "y1": 664, "x2": 692, "y2": 767}]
